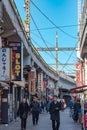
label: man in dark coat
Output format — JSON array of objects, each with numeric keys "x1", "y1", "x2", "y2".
[
  {"x1": 30, "y1": 96, "x2": 40, "y2": 125},
  {"x1": 49, "y1": 95, "x2": 61, "y2": 130},
  {"x1": 17, "y1": 98, "x2": 29, "y2": 130}
]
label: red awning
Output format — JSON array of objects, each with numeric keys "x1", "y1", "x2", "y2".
[{"x1": 70, "y1": 85, "x2": 87, "y2": 93}]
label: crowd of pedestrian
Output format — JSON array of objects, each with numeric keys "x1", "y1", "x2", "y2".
[
  {"x1": 17, "y1": 95, "x2": 82, "y2": 130},
  {"x1": 17, "y1": 95, "x2": 61, "y2": 130},
  {"x1": 17, "y1": 96, "x2": 50, "y2": 130}
]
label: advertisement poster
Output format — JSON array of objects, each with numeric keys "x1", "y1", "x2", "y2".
[
  {"x1": 0, "y1": 48, "x2": 11, "y2": 81},
  {"x1": 8, "y1": 42, "x2": 21, "y2": 81}
]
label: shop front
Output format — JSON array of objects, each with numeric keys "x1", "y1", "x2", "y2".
[{"x1": 0, "y1": 82, "x2": 10, "y2": 124}]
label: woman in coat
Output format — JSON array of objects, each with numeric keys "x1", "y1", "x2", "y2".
[
  {"x1": 17, "y1": 98, "x2": 29, "y2": 130},
  {"x1": 49, "y1": 95, "x2": 61, "y2": 130}
]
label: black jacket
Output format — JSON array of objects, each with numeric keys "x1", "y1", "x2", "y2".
[
  {"x1": 17, "y1": 102, "x2": 29, "y2": 119},
  {"x1": 30, "y1": 101, "x2": 40, "y2": 112},
  {"x1": 49, "y1": 101, "x2": 61, "y2": 121}
]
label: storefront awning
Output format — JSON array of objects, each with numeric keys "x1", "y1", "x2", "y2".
[
  {"x1": 12, "y1": 78, "x2": 25, "y2": 87},
  {"x1": 0, "y1": 82, "x2": 10, "y2": 88},
  {"x1": 70, "y1": 85, "x2": 87, "y2": 93}
]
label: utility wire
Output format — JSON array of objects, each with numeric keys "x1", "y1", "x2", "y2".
[
  {"x1": 30, "y1": 14, "x2": 50, "y2": 50},
  {"x1": 31, "y1": 31, "x2": 55, "y2": 46},
  {"x1": 30, "y1": 14, "x2": 77, "y2": 72},
  {"x1": 31, "y1": 24, "x2": 83, "y2": 31},
  {"x1": 30, "y1": 36, "x2": 41, "y2": 48},
  {"x1": 30, "y1": 0, "x2": 77, "y2": 39},
  {"x1": 60, "y1": 42, "x2": 77, "y2": 72},
  {"x1": 30, "y1": 13, "x2": 58, "y2": 61},
  {"x1": 59, "y1": 51, "x2": 77, "y2": 61},
  {"x1": 31, "y1": 35, "x2": 75, "y2": 73},
  {"x1": 30, "y1": 1, "x2": 77, "y2": 73},
  {"x1": 31, "y1": 31, "x2": 77, "y2": 61}
]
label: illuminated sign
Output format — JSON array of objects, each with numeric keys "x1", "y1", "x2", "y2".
[{"x1": 8, "y1": 42, "x2": 21, "y2": 81}]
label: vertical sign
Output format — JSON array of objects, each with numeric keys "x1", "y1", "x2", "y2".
[
  {"x1": 38, "y1": 72, "x2": 43, "y2": 91},
  {"x1": 0, "y1": 48, "x2": 11, "y2": 81},
  {"x1": 75, "y1": 63, "x2": 82, "y2": 86},
  {"x1": 28, "y1": 71, "x2": 35, "y2": 93},
  {"x1": 8, "y1": 42, "x2": 21, "y2": 81}
]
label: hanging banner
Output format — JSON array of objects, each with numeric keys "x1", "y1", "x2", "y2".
[
  {"x1": 75, "y1": 63, "x2": 82, "y2": 86},
  {"x1": 38, "y1": 72, "x2": 43, "y2": 91},
  {"x1": 0, "y1": 48, "x2": 11, "y2": 81},
  {"x1": 28, "y1": 71, "x2": 35, "y2": 93},
  {"x1": 8, "y1": 42, "x2": 22, "y2": 81}
]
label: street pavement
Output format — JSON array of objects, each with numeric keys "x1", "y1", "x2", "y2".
[{"x1": 0, "y1": 108, "x2": 82, "y2": 130}]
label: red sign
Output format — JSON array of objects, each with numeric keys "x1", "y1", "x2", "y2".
[
  {"x1": 28, "y1": 72, "x2": 35, "y2": 93},
  {"x1": 75, "y1": 63, "x2": 82, "y2": 86},
  {"x1": 43, "y1": 81, "x2": 46, "y2": 89},
  {"x1": 84, "y1": 115, "x2": 87, "y2": 128}
]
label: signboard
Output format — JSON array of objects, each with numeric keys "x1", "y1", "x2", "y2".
[
  {"x1": 28, "y1": 71, "x2": 35, "y2": 93},
  {"x1": 8, "y1": 42, "x2": 22, "y2": 81},
  {"x1": 38, "y1": 72, "x2": 43, "y2": 91},
  {"x1": 75, "y1": 63, "x2": 82, "y2": 86},
  {"x1": 0, "y1": 48, "x2": 11, "y2": 81}
]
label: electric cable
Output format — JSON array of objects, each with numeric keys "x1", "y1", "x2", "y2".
[
  {"x1": 30, "y1": 13, "x2": 58, "y2": 61},
  {"x1": 31, "y1": 31, "x2": 77, "y2": 61},
  {"x1": 31, "y1": 35, "x2": 76, "y2": 73},
  {"x1": 60, "y1": 42, "x2": 77, "y2": 73},
  {"x1": 30, "y1": 0, "x2": 77, "y2": 39},
  {"x1": 31, "y1": 24, "x2": 83, "y2": 31}
]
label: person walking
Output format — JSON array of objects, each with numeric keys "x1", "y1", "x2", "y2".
[
  {"x1": 30, "y1": 96, "x2": 40, "y2": 125},
  {"x1": 73, "y1": 98, "x2": 82, "y2": 123},
  {"x1": 17, "y1": 97, "x2": 29, "y2": 130},
  {"x1": 41, "y1": 101, "x2": 45, "y2": 112},
  {"x1": 69, "y1": 99, "x2": 74, "y2": 117},
  {"x1": 49, "y1": 95, "x2": 61, "y2": 130}
]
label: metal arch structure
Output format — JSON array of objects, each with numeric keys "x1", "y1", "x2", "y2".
[{"x1": 36, "y1": 47, "x2": 76, "y2": 51}]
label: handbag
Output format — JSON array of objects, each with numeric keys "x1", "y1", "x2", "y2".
[{"x1": 22, "y1": 112, "x2": 27, "y2": 119}]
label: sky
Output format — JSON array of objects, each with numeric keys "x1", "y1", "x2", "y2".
[{"x1": 14, "y1": 0, "x2": 78, "y2": 76}]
